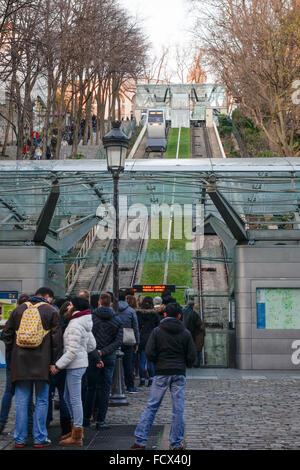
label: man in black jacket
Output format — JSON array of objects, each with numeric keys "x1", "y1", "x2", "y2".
[
  {"x1": 131, "y1": 302, "x2": 196, "y2": 451},
  {"x1": 83, "y1": 293, "x2": 123, "y2": 430}
]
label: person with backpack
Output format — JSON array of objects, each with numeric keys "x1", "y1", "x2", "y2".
[
  {"x1": 0, "y1": 294, "x2": 33, "y2": 436},
  {"x1": 131, "y1": 302, "x2": 196, "y2": 451},
  {"x1": 1, "y1": 287, "x2": 62, "y2": 448},
  {"x1": 50, "y1": 297, "x2": 98, "y2": 447}
]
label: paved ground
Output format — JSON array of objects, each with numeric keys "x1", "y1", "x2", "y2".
[{"x1": 1, "y1": 368, "x2": 300, "y2": 450}]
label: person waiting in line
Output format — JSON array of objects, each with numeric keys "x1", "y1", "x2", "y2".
[
  {"x1": 131, "y1": 302, "x2": 196, "y2": 451},
  {"x1": 136, "y1": 297, "x2": 160, "y2": 387},
  {"x1": 50, "y1": 297, "x2": 99, "y2": 447},
  {"x1": 161, "y1": 289, "x2": 177, "y2": 306},
  {"x1": 2, "y1": 287, "x2": 62, "y2": 448},
  {"x1": 153, "y1": 296, "x2": 165, "y2": 320},
  {"x1": 182, "y1": 300, "x2": 206, "y2": 368},
  {"x1": 126, "y1": 294, "x2": 139, "y2": 378},
  {"x1": 0, "y1": 294, "x2": 34, "y2": 437},
  {"x1": 78, "y1": 289, "x2": 90, "y2": 302},
  {"x1": 47, "y1": 299, "x2": 72, "y2": 440},
  {"x1": 83, "y1": 293, "x2": 123, "y2": 430},
  {"x1": 118, "y1": 290, "x2": 140, "y2": 394}
]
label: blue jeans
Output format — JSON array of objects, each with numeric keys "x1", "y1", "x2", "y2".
[
  {"x1": 139, "y1": 350, "x2": 155, "y2": 383},
  {"x1": 84, "y1": 356, "x2": 116, "y2": 424},
  {"x1": 134, "y1": 375, "x2": 186, "y2": 448},
  {"x1": 0, "y1": 357, "x2": 13, "y2": 426},
  {"x1": 14, "y1": 380, "x2": 49, "y2": 445},
  {"x1": 64, "y1": 368, "x2": 86, "y2": 428}
]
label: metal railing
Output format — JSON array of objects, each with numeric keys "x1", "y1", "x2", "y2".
[{"x1": 66, "y1": 224, "x2": 98, "y2": 295}]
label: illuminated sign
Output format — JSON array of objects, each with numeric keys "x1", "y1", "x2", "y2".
[
  {"x1": 0, "y1": 292, "x2": 18, "y2": 322},
  {"x1": 133, "y1": 285, "x2": 176, "y2": 293}
]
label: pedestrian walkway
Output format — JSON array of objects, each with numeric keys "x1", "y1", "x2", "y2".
[{"x1": 1, "y1": 369, "x2": 300, "y2": 450}]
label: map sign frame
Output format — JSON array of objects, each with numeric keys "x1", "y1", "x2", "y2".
[{"x1": 257, "y1": 288, "x2": 300, "y2": 330}]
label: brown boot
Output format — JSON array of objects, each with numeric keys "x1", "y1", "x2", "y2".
[{"x1": 59, "y1": 427, "x2": 83, "y2": 447}]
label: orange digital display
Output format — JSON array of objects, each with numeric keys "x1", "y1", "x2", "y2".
[{"x1": 133, "y1": 285, "x2": 175, "y2": 293}]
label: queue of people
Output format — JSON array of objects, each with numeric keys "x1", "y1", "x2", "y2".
[{"x1": 0, "y1": 285, "x2": 205, "y2": 450}]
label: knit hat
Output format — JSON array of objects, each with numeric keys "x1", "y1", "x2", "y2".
[
  {"x1": 153, "y1": 296, "x2": 162, "y2": 306},
  {"x1": 70, "y1": 296, "x2": 90, "y2": 312}
]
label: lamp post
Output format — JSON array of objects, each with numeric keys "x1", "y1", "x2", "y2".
[
  {"x1": 103, "y1": 120, "x2": 129, "y2": 407},
  {"x1": 103, "y1": 120, "x2": 129, "y2": 313}
]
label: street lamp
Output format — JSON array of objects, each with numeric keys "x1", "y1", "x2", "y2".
[
  {"x1": 103, "y1": 121, "x2": 129, "y2": 407},
  {"x1": 103, "y1": 121, "x2": 129, "y2": 313}
]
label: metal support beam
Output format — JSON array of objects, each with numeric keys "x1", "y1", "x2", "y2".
[
  {"x1": 207, "y1": 188, "x2": 247, "y2": 242},
  {"x1": 33, "y1": 181, "x2": 60, "y2": 243},
  {"x1": 248, "y1": 230, "x2": 300, "y2": 242},
  {"x1": 57, "y1": 216, "x2": 100, "y2": 253},
  {"x1": 0, "y1": 230, "x2": 35, "y2": 242},
  {"x1": 0, "y1": 197, "x2": 26, "y2": 222},
  {"x1": 203, "y1": 214, "x2": 237, "y2": 255},
  {"x1": 56, "y1": 214, "x2": 99, "y2": 234}
]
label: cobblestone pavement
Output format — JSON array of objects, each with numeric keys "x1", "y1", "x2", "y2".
[{"x1": 1, "y1": 369, "x2": 300, "y2": 450}]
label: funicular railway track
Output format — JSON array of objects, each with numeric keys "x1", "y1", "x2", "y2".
[
  {"x1": 191, "y1": 125, "x2": 214, "y2": 159},
  {"x1": 89, "y1": 217, "x2": 148, "y2": 295}
]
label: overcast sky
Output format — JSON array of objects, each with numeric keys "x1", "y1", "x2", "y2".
[{"x1": 119, "y1": 0, "x2": 196, "y2": 80}]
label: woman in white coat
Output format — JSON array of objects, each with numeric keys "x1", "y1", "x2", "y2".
[{"x1": 50, "y1": 297, "x2": 98, "y2": 446}]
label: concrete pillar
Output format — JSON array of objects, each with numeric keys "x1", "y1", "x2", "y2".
[{"x1": 206, "y1": 108, "x2": 214, "y2": 127}]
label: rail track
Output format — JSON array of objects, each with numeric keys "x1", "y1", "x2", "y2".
[{"x1": 89, "y1": 217, "x2": 149, "y2": 295}]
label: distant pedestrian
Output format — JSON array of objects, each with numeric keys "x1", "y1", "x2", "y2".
[
  {"x1": 46, "y1": 146, "x2": 52, "y2": 160},
  {"x1": 83, "y1": 293, "x2": 122, "y2": 430},
  {"x1": 34, "y1": 147, "x2": 42, "y2": 160},
  {"x1": 1, "y1": 287, "x2": 62, "y2": 448},
  {"x1": 131, "y1": 302, "x2": 196, "y2": 450},
  {"x1": 118, "y1": 291, "x2": 140, "y2": 394},
  {"x1": 31, "y1": 131, "x2": 39, "y2": 147},
  {"x1": 51, "y1": 297, "x2": 96, "y2": 447},
  {"x1": 136, "y1": 297, "x2": 159, "y2": 387}
]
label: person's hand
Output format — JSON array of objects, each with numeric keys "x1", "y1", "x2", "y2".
[
  {"x1": 135, "y1": 345, "x2": 139, "y2": 353},
  {"x1": 96, "y1": 361, "x2": 104, "y2": 369},
  {"x1": 98, "y1": 350, "x2": 103, "y2": 357},
  {"x1": 50, "y1": 365, "x2": 59, "y2": 375}
]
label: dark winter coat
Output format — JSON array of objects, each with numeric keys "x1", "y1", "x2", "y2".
[
  {"x1": 2, "y1": 298, "x2": 62, "y2": 383},
  {"x1": 91, "y1": 306, "x2": 123, "y2": 358},
  {"x1": 183, "y1": 305, "x2": 206, "y2": 351},
  {"x1": 162, "y1": 295, "x2": 177, "y2": 306},
  {"x1": 145, "y1": 317, "x2": 197, "y2": 376},
  {"x1": 118, "y1": 301, "x2": 140, "y2": 345},
  {"x1": 136, "y1": 308, "x2": 160, "y2": 350}
]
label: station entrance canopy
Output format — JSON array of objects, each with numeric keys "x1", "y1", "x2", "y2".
[
  {"x1": 0, "y1": 159, "x2": 300, "y2": 256},
  {"x1": 135, "y1": 83, "x2": 227, "y2": 122}
]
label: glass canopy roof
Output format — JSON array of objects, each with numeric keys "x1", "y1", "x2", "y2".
[{"x1": 0, "y1": 159, "x2": 300, "y2": 235}]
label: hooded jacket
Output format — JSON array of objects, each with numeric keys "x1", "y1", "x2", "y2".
[
  {"x1": 2, "y1": 297, "x2": 62, "y2": 383},
  {"x1": 145, "y1": 317, "x2": 197, "y2": 376},
  {"x1": 136, "y1": 308, "x2": 160, "y2": 350},
  {"x1": 118, "y1": 301, "x2": 140, "y2": 345},
  {"x1": 55, "y1": 310, "x2": 96, "y2": 370},
  {"x1": 91, "y1": 306, "x2": 123, "y2": 358}
]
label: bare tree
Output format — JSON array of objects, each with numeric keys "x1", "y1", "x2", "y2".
[{"x1": 192, "y1": 0, "x2": 300, "y2": 156}]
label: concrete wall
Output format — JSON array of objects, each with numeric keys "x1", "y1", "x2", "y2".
[
  {"x1": 0, "y1": 246, "x2": 65, "y2": 299},
  {"x1": 235, "y1": 244, "x2": 300, "y2": 369}
]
